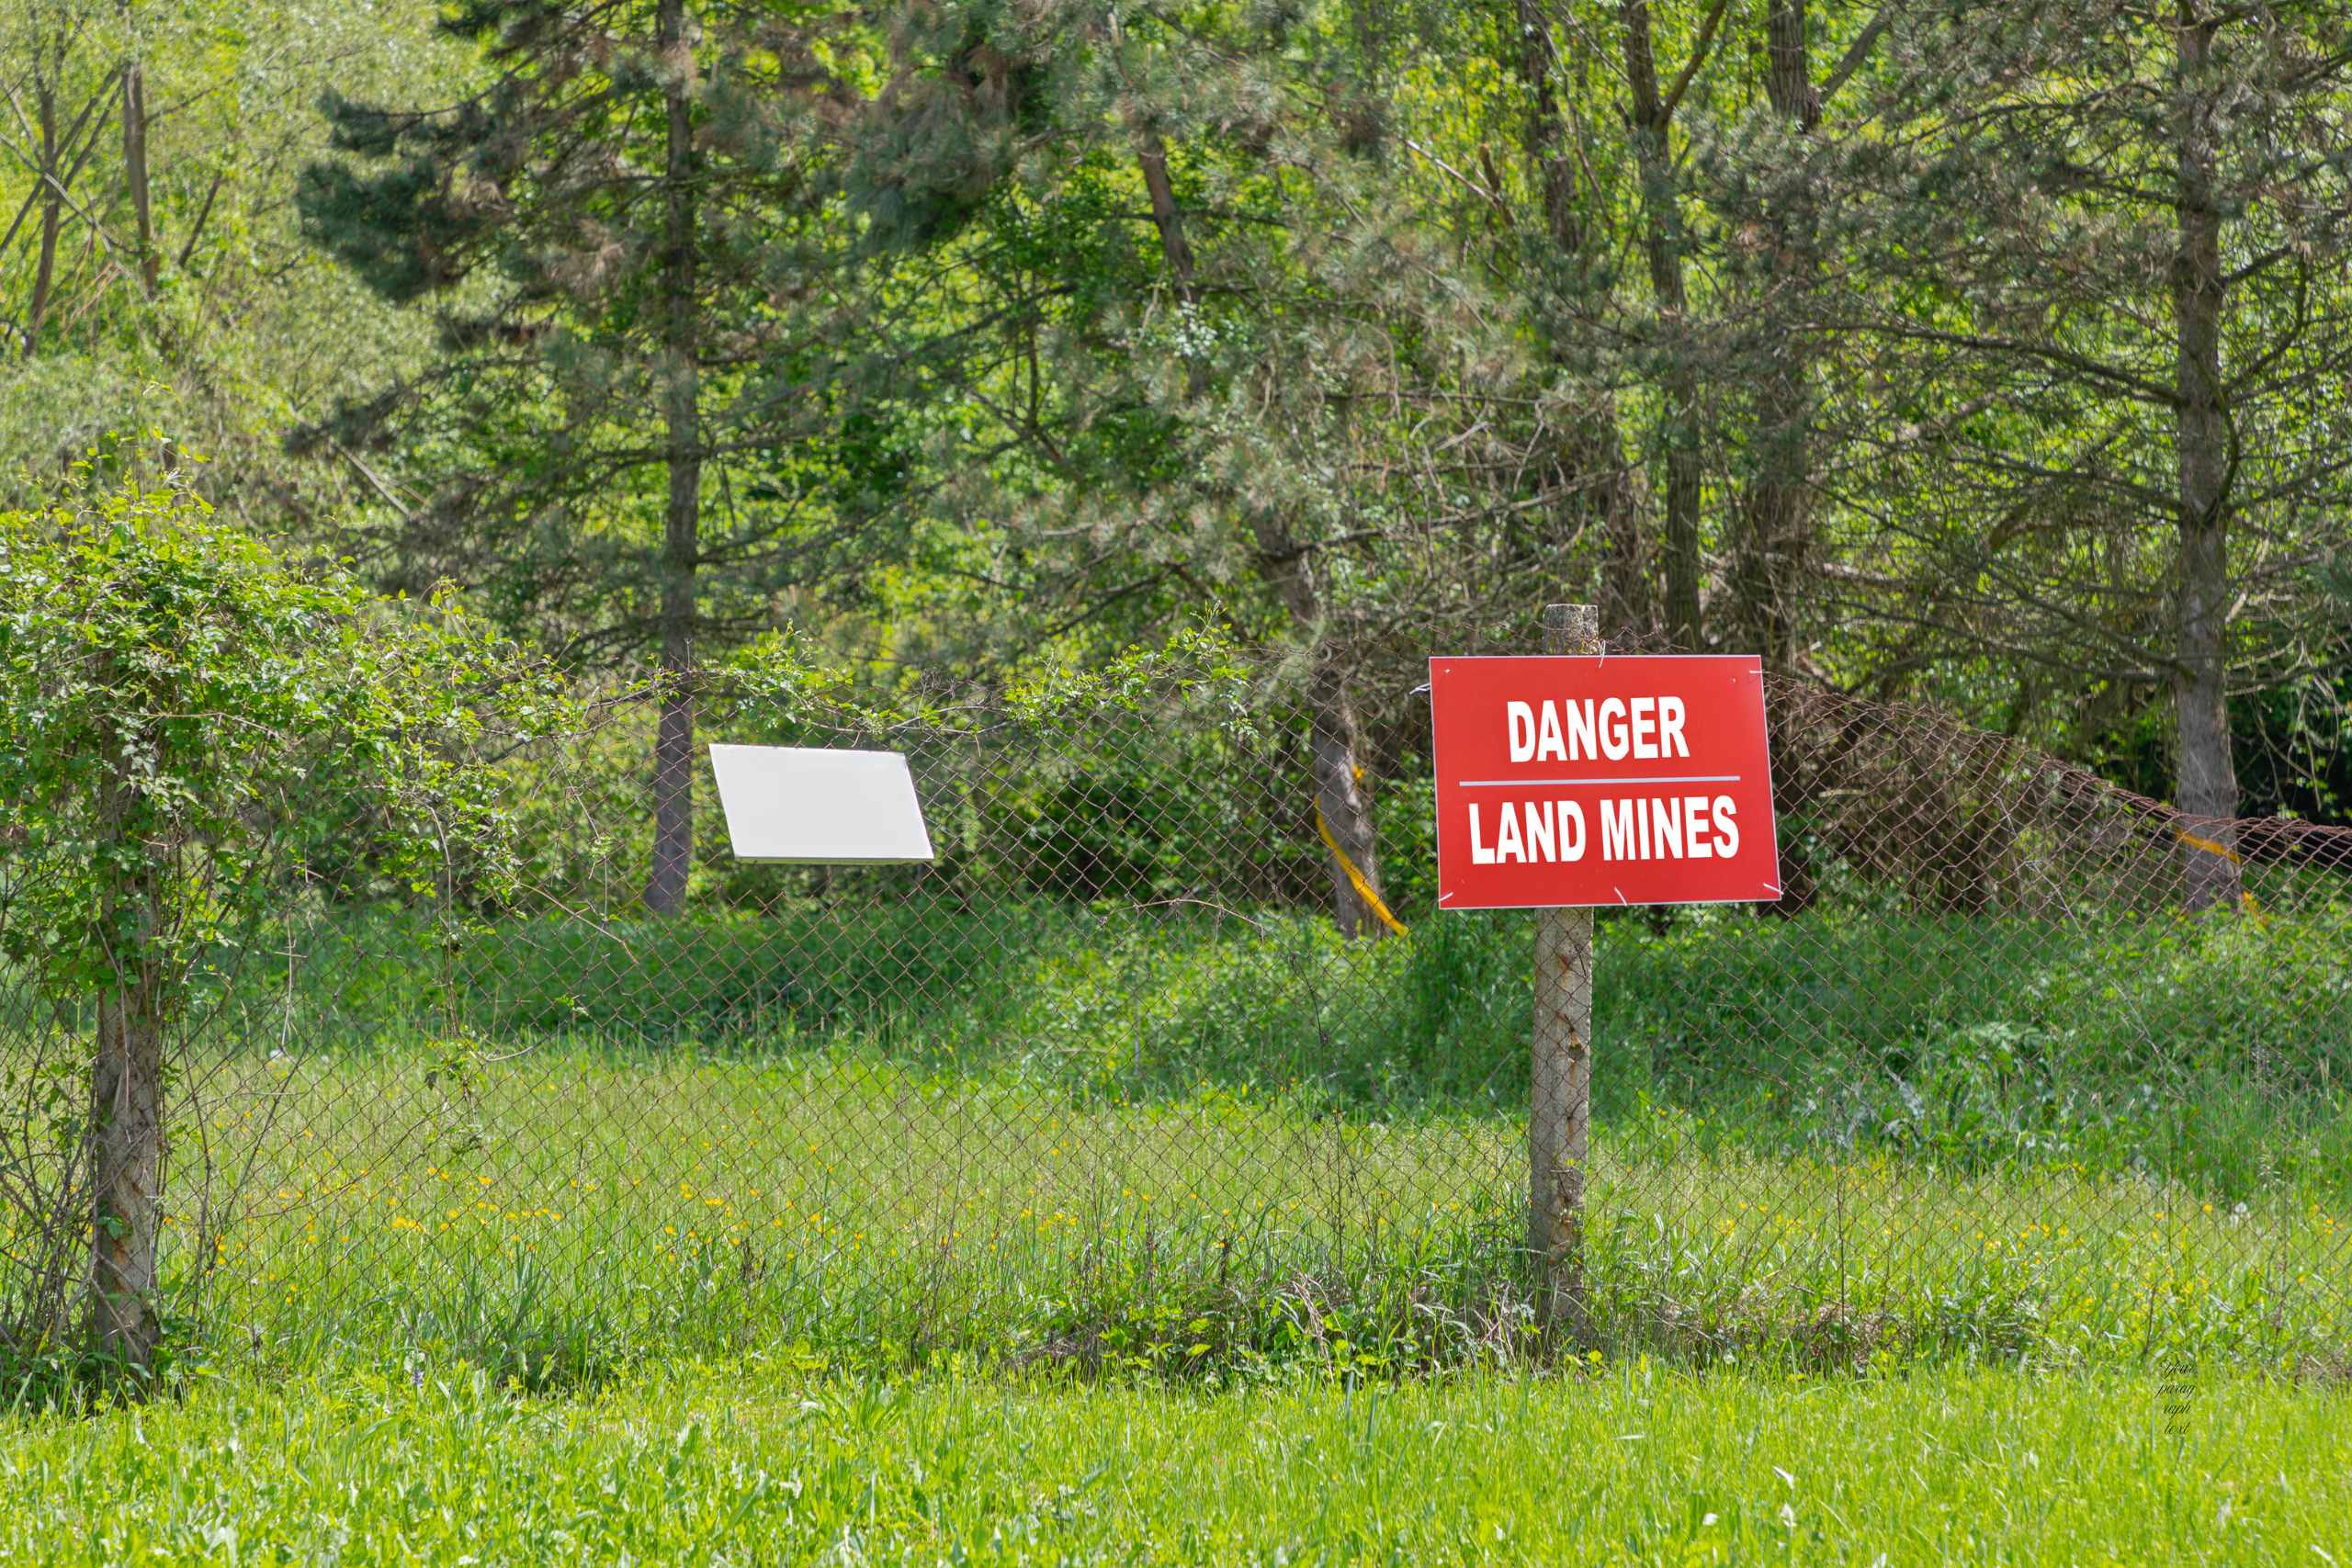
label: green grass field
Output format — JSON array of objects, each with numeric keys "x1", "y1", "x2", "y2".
[
  {"x1": 175, "y1": 1043, "x2": 2351, "y2": 1389},
  {"x1": 29, "y1": 898, "x2": 2307, "y2": 1390},
  {"x1": 4, "y1": 1358, "x2": 2348, "y2": 1562},
  {"x1": 4, "y1": 900, "x2": 2347, "y2": 1387},
  {"x1": 6, "y1": 898, "x2": 2352, "y2": 1559}
]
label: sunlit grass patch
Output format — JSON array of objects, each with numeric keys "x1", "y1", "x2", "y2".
[
  {"x1": 149, "y1": 1043, "x2": 2352, "y2": 1385},
  {"x1": 3, "y1": 1358, "x2": 2348, "y2": 1562}
]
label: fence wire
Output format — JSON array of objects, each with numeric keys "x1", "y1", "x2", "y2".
[{"x1": 5, "y1": 659, "x2": 2349, "y2": 1376}]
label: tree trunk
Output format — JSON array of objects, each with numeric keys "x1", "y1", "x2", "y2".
[
  {"x1": 1511, "y1": 0, "x2": 1647, "y2": 638},
  {"x1": 1135, "y1": 135, "x2": 1198, "y2": 293},
  {"x1": 2168, "y1": 3, "x2": 2241, "y2": 908},
  {"x1": 122, "y1": 61, "x2": 158, "y2": 299},
  {"x1": 1727, "y1": 0, "x2": 1819, "y2": 672},
  {"x1": 86, "y1": 773, "x2": 164, "y2": 1365},
  {"x1": 1306, "y1": 658, "x2": 1386, "y2": 939},
  {"x1": 644, "y1": 0, "x2": 700, "y2": 917},
  {"x1": 88, "y1": 982, "x2": 164, "y2": 1363},
  {"x1": 24, "y1": 80, "x2": 63, "y2": 358},
  {"x1": 1244, "y1": 487, "x2": 1389, "y2": 937},
  {"x1": 1621, "y1": 0, "x2": 1705, "y2": 651},
  {"x1": 1131, "y1": 122, "x2": 1392, "y2": 937}
]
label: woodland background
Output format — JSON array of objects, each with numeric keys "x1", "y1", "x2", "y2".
[{"x1": 5, "y1": 0, "x2": 2350, "y2": 910}]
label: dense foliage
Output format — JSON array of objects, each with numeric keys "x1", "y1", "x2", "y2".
[
  {"x1": 0, "y1": 475, "x2": 560, "y2": 1360},
  {"x1": 9, "y1": 0, "x2": 2346, "y2": 897}
]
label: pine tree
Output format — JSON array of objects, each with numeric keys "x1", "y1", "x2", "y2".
[
  {"x1": 299, "y1": 0, "x2": 847, "y2": 913},
  {"x1": 1829, "y1": 0, "x2": 2352, "y2": 902},
  {"x1": 1506, "y1": 0, "x2": 1648, "y2": 642},
  {"x1": 832, "y1": 0, "x2": 1455, "y2": 935},
  {"x1": 843, "y1": 0, "x2": 1645, "y2": 935}
]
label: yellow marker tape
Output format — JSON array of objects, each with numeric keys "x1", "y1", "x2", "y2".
[
  {"x1": 2175, "y1": 827, "x2": 2243, "y2": 866},
  {"x1": 2175, "y1": 825, "x2": 2264, "y2": 914},
  {"x1": 1315, "y1": 800, "x2": 1408, "y2": 937}
]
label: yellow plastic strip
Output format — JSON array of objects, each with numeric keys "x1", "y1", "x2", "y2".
[
  {"x1": 2175, "y1": 827, "x2": 2244, "y2": 866},
  {"x1": 1315, "y1": 800, "x2": 1408, "y2": 937},
  {"x1": 2175, "y1": 825, "x2": 2264, "y2": 913}
]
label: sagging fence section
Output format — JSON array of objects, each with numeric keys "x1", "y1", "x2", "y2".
[{"x1": 4, "y1": 651, "x2": 2349, "y2": 1375}]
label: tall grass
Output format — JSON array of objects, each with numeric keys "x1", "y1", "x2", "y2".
[
  {"x1": 244, "y1": 897, "x2": 2352, "y2": 1190},
  {"x1": 9, "y1": 899, "x2": 2350, "y2": 1387}
]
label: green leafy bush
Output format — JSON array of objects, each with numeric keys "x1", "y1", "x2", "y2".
[{"x1": 0, "y1": 473, "x2": 564, "y2": 1369}]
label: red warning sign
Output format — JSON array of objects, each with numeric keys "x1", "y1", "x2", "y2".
[{"x1": 1428, "y1": 655, "x2": 1782, "y2": 909}]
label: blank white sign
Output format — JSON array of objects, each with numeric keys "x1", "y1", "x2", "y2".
[{"x1": 708, "y1": 744, "x2": 936, "y2": 863}]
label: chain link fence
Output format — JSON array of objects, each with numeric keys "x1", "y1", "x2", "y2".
[{"x1": 6, "y1": 649, "x2": 2350, "y2": 1379}]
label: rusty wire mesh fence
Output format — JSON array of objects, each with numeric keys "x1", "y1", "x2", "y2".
[{"x1": 6, "y1": 655, "x2": 2351, "y2": 1378}]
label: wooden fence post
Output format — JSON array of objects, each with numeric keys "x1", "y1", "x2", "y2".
[{"x1": 1531, "y1": 602, "x2": 1597, "y2": 1336}]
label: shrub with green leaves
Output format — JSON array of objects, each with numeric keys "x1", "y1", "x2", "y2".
[{"x1": 0, "y1": 473, "x2": 565, "y2": 1369}]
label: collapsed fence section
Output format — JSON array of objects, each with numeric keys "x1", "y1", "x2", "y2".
[{"x1": 5, "y1": 662, "x2": 2350, "y2": 1377}]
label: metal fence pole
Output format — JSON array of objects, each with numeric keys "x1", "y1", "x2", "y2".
[{"x1": 1531, "y1": 602, "x2": 1597, "y2": 1335}]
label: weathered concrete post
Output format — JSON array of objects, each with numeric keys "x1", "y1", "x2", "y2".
[{"x1": 1530, "y1": 602, "x2": 1597, "y2": 1334}]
